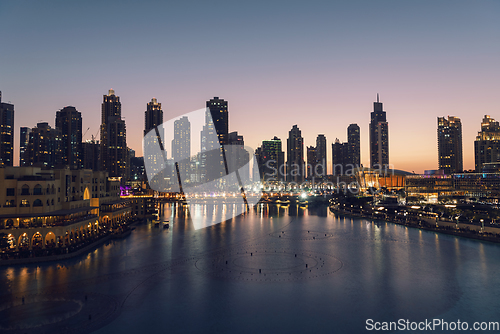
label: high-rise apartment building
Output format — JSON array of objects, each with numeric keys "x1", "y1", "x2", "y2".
[
  {"x1": 286, "y1": 125, "x2": 304, "y2": 183},
  {"x1": 144, "y1": 98, "x2": 163, "y2": 136},
  {"x1": 332, "y1": 139, "x2": 349, "y2": 175},
  {"x1": 100, "y1": 89, "x2": 128, "y2": 179},
  {"x1": 315, "y1": 134, "x2": 327, "y2": 178},
  {"x1": 474, "y1": 115, "x2": 500, "y2": 172},
  {"x1": 206, "y1": 97, "x2": 228, "y2": 145},
  {"x1": 331, "y1": 124, "x2": 360, "y2": 175},
  {"x1": 228, "y1": 131, "x2": 249, "y2": 179},
  {"x1": 56, "y1": 106, "x2": 82, "y2": 169},
  {"x1": 438, "y1": 116, "x2": 463, "y2": 174},
  {"x1": 257, "y1": 136, "x2": 285, "y2": 181},
  {"x1": 172, "y1": 116, "x2": 191, "y2": 181},
  {"x1": 369, "y1": 94, "x2": 389, "y2": 169},
  {"x1": 19, "y1": 127, "x2": 31, "y2": 166},
  {"x1": 307, "y1": 146, "x2": 317, "y2": 179},
  {"x1": 347, "y1": 124, "x2": 360, "y2": 167},
  {"x1": 83, "y1": 138, "x2": 100, "y2": 171},
  {"x1": 27, "y1": 122, "x2": 62, "y2": 169},
  {"x1": 0, "y1": 91, "x2": 14, "y2": 167}
]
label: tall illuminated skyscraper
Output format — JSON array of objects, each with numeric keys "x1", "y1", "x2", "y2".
[
  {"x1": 19, "y1": 127, "x2": 31, "y2": 166},
  {"x1": 228, "y1": 131, "x2": 249, "y2": 179},
  {"x1": 474, "y1": 115, "x2": 500, "y2": 172},
  {"x1": 438, "y1": 116, "x2": 463, "y2": 174},
  {"x1": 286, "y1": 125, "x2": 304, "y2": 183},
  {"x1": 27, "y1": 122, "x2": 62, "y2": 169},
  {"x1": 100, "y1": 89, "x2": 128, "y2": 178},
  {"x1": 315, "y1": 134, "x2": 327, "y2": 178},
  {"x1": 0, "y1": 91, "x2": 14, "y2": 167},
  {"x1": 347, "y1": 124, "x2": 360, "y2": 167},
  {"x1": 332, "y1": 139, "x2": 348, "y2": 175},
  {"x1": 172, "y1": 116, "x2": 191, "y2": 181},
  {"x1": 307, "y1": 146, "x2": 317, "y2": 179},
  {"x1": 144, "y1": 98, "x2": 163, "y2": 136},
  {"x1": 56, "y1": 106, "x2": 82, "y2": 169},
  {"x1": 369, "y1": 94, "x2": 389, "y2": 169},
  {"x1": 257, "y1": 136, "x2": 285, "y2": 181},
  {"x1": 332, "y1": 124, "x2": 360, "y2": 175},
  {"x1": 206, "y1": 97, "x2": 228, "y2": 145}
]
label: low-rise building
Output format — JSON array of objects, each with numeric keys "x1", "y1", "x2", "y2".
[{"x1": 0, "y1": 167, "x2": 132, "y2": 252}]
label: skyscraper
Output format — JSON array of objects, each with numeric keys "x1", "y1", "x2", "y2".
[
  {"x1": 332, "y1": 139, "x2": 349, "y2": 175},
  {"x1": 307, "y1": 146, "x2": 317, "y2": 179},
  {"x1": 56, "y1": 106, "x2": 82, "y2": 169},
  {"x1": 0, "y1": 91, "x2": 14, "y2": 167},
  {"x1": 315, "y1": 134, "x2": 327, "y2": 178},
  {"x1": 27, "y1": 122, "x2": 62, "y2": 169},
  {"x1": 257, "y1": 136, "x2": 285, "y2": 181},
  {"x1": 172, "y1": 116, "x2": 191, "y2": 181},
  {"x1": 474, "y1": 115, "x2": 500, "y2": 172},
  {"x1": 347, "y1": 124, "x2": 360, "y2": 167},
  {"x1": 206, "y1": 97, "x2": 228, "y2": 145},
  {"x1": 286, "y1": 125, "x2": 304, "y2": 183},
  {"x1": 438, "y1": 116, "x2": 463, "y2": 174},
  {"x1": 228, "y1": 131, "x2": 249, "y2": 179},
  {"x1": 100, "y1": 89, "x2": 128, "y2": 179},
  {"x1": 200, "y1": 111, "x2": 221, "y2": 183},
  {"x1": 19, "y1": 126, "x2": 31, "y2": 167},
  {"x1": 331, "y1": 124, "x2": 360, "y2": 175},
  {"x1": 83, "y1": 138, "x2": 100, "y2": 171},
  {"x1": 144, "y1": 98, "x2": 163, "y2": 136},
  {"x1": 369, "y1": 94, "x2": 389, "y2": 169}
]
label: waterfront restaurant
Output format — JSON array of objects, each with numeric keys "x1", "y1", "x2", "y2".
[
  {"x1": 406, "y1": 172, "x2": 500, "y2": 203},
  {"x1": 0, "y1": 167, "x2": 132, "y2": 252}
]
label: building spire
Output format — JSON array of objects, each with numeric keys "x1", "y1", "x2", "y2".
[{"x1": 377, "y1": 93, "x2": 379, "y2": 103}]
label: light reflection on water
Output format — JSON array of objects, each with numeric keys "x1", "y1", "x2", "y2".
[{"x1": 0, "y1": 203, "x2": 499, "y2": 333}]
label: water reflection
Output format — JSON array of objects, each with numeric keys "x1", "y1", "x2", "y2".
[{"x1": 1, "y1": 204, "x2": 500, "y2": 333}]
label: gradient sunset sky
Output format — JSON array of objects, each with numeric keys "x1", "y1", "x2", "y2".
[{"x1": 1, "y1": 0, "x2": 498, "y2": 173}]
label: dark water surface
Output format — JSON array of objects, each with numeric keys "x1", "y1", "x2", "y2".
[{"x1": 1, "y1": 203, "x2": 500, "y2": 333}]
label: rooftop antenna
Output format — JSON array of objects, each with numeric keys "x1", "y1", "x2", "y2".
[{"x1": 377, "y1": 93, "x2": 379, "y2": 103}]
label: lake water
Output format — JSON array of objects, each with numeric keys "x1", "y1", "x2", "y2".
[{"x1": 1, "y1": 203, "x2": 500, "y2": 333}]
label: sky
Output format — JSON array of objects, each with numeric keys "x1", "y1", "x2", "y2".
[{"x1": 0, "y1": 0, "x2": 499, "y2": 173}]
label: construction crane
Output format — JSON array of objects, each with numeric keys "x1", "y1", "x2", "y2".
[{"x1": 82, "y1": 127, "x2": 90, "y2": 140}]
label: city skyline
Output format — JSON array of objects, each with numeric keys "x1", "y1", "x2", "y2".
[
  {"x1": 3, "y1": 90, "x2": 500, "y2": 175},
  {"x1": 1, "y1": 1, "x2": 499, "y2": 173}
]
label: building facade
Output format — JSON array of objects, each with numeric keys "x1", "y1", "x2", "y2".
[
  {"x1": 144, "y1": 98, "x2": 163, "y2": 136},
  {"x1": 332, "y1": 139, "x2": 349, "y2": 175},
  {"x1": 0, "y1": 91, "x2": 14, "y2": 167},
  {"x1": 83, "y1": 139, "x2": 100, "y2": 171},
  {"x1": 19, "y1": 127, "x2": 31, "y2": 167},
  {"x1": 27, "y1": 122, "x2": 62, "y2": 169},
  {"x1": 347, "y1": 123, "x2": 360, "y2": 167},
  {"x1": 406, "y1": 172, "x2": 500, "y2": 202},
  {"x1": 100, "y1": 89, "x2": 128, "y2": 179},
  {"x1": 315, "y1": 134, "x2": 327, "y2": 178},
  {"x1": 172, "y1": 116, "x2": 191, "y2": 182},
  {"x1": 256, "y1": 136, "x2": 285, "y2": 181},
  {"x1": 227, "y1": 131, "x2": 249, "y2": 179},
  {"x1": 438, "y1": 116, "x2": 463, "y2": 174},
  {"x1": 206, "y1": 97, "x2": 228, "y2": 145},
  {"x1": 307, "y1": 146, "x2": 317, "y2": 179},
  {"x1": 369, "y1": 94, "x2": 389, "y2": 169},
  {"x1": 286, "y1": 125, "x2": 304, "y2": 183},
  {"x1": 474, "y1": 115, "x2": 500, "y2": 172},
  {"x1": 0, "y1": 167, "x2": 133, "y2": 252},
  {"x1": 56, "y1": 106, "x2": 83, "y2": 169}
]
